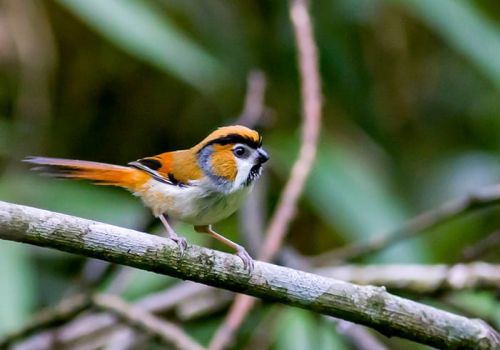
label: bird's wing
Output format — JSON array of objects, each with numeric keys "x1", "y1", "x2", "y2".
[{"x1": 129, "y1": 150, "x2": 203, "y2": 187}]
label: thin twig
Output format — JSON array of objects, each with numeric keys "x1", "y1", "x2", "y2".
[
  {"x1": 208, "y1": 0, "x2": 323, "y2": 348},
  {"x1": 259, "y1": 0, "x2": 322, "y2": 263},
  {"x1": 236, "y1": 69, "x2": 269, "y2": 256},
  {"x1": 238, "y1": 176, "x2": 268, "y2": 256},
  {"x1": 236, "y1": 70, "x2": 268, "y2": 128},
  {"x1": 326, "y1": 317, "x2": 388, "y2": 350},
  {"x1": 0, "y1": 294, "x2": 92, "y2": 349},
  {"x1": 105, "y1": 328, "x2": 150, "y2": 350},
  {"x1": 0, "y1": 289, "x2": 206, "y2": 350},
  {"x1": 313, "y1": 184, "x2": 500, "y2": 265},
  {"x1": 13, "y1": 282, "x2": 210, "y2": 350},
  {"x1": 462, "y1": 230, "x2": 500, "y2": 262},
  {"x1": 241, "y1": 306, "x2": 283, "y2": 350},
  {"x1": 92, "y1": 294, "x2": 205, "y2": 350},
  {"x1": 136, "y1": 282, "x2": 210, "y2": 312},
  {"x1": 316, "y1": 262, "x2": 500, "y2": 294}
]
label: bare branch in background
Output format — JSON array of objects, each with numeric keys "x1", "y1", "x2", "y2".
[
  {"x1": 2, "y1": 292, "x2": 204, "y2": 350},
  {"x1": 241, "y1": 307, "x2": 283, "y2": 350},
  {"x1": 12, "y1": 242, "x2": 498, "y2": 347},
  {"x1": 326, "y1": 317, "x2": 389, "y2": 350},
  {"x1": 92, "y1": 294, "x2": 205, "y2": 350},
  {"x1": 2, "y1": 203, "x2": 499, "y2": 348},
  {"x1": 238, "y1": 176, "x2": 268, "y2": 256},
  {"x1": 259, "y1": 0, "x2": 322, "y2": 264},
  {"x1": 208, "y1": 0, "x2": 323, "y2": 348},
  {"x1": 136, "y1": 282, "x2": 209, "y2": 312},
  {"x1": 236, "y1": 69, "x2": 269, "y2": 255},
  {"x1": 166, "y1": 262, "x2": 500, "y2": 320},
  {"x1": 316, "y1": 262, "x2": 500, "y2": 294},
  {"x1": 106, "y1": 287, "x2": 233, "y2": 350},
  {"x1": 462, "y1": 230, "x2": 500, "y2": 262},
  {"x1": 12, "y1": 282, "x2": 209, "y2": 350},
  {"x1": 236, "y1": 70, "x2": 268, "y2": 128},
  {"x1": 313, "y1": 184, "x2": 500, "y2": 265},
  {"x1": 0, "y1": 295, "x2": 92, "y2": 349}
]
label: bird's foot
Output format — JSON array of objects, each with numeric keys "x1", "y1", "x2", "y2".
[
  {"x1": 170, "y1": 236, "x2": 188, "y2": 255},
  {"x1": 235, "y1": 245, "x2": 254, "y2": 273}
]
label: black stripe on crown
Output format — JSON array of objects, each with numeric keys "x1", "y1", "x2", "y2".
[{"x1": 201, "y1": 133, "x2": 262, "y2": 150}]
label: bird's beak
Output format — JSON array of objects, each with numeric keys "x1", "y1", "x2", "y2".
[{"x1": 256, "y1": 148, "x2": 269, "y2": 164}]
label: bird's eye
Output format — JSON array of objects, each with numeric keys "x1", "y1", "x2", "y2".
[{"x1": 233, "y1": 146, "x2": 247, "y2": 158}]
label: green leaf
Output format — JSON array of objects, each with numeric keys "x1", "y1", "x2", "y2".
[
  {"x1": 57, "y1": 0, "x2": 231, "y2": 94},
  {"x1": 390, "y1": 0, "x2": 500, "y2": 88}
]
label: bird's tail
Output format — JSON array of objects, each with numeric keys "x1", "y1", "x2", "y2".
[{"x1": 24, "y1": 156, "x2": 149, "y2": 191}]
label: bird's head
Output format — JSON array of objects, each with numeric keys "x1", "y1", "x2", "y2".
[{"x1": 195, "y1": 125, "x2": 269, "y2": 192}]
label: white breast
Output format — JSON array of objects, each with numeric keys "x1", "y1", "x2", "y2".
[{"x1": 135, "y1": 179, "x2": 252, "y2": 226}]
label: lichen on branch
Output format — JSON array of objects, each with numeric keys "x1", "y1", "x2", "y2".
[{"x1": 0, "y1": 201, "x2": 499, "y2": 350}]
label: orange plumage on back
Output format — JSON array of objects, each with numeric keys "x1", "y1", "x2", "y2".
[{"x1": 138, "y1": 150, "x2": 204, "y2": 186}]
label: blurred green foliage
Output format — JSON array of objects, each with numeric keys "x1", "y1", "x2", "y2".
[
  {"x1": 274, "y1": 309, "x2": 348, "y2": 350},
  {"x1": 0, "y1": 0, "x2": 499, "y2": 348}
]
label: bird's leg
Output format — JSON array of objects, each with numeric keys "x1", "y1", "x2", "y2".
[
  {"x1": 160, "y1": 214, "x2": 188, "y2": 253},
  {"x1": 194, "y1": 225, "x2": 254, "y2": 272}
]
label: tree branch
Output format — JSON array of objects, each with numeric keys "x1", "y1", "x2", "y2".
[
  {"x1": 462, "y1": 230, "x2": 500, "y2": 262},
  {"x1": 0, "y1": 201, "x2": 499, "y2": 349},
  {"x1": 152, "y1": 262, "x2": 500, "y2": 321},
  {"x1": 313, "y1": 184, "x2": 500, "y2": 265},
  {"x1": 0, "y1": 292, "x2": 205, "y2": 350},
  {"x1": 92, "y1": 294, "x2": 204, "y2": 350},
  {"x1": 325, "y1": 317, "x2": 389, "y2": 350},
  {"x1": 316, "y1": 263, "x2": 500, "y2": 294},
  {"x1": 11, "y1": 282, "x2": 210, "y2": 350},
  {"x1": 0, "y1": 294, "x2": 92, "y2": 349},
  {"x1": 236, "y1": 70, "x2": 268, "y2": 128}
]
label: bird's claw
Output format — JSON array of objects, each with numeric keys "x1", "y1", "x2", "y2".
[
  {"x1": 236, "y1": 246, "x2": 254, "y2": 273},
  {"x1": 171, "y1": 236, "x2": 188, "y2": 255}
]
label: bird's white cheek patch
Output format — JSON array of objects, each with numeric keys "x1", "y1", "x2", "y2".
[{"x1": 233, "y1": 157, "x2": 255, "y2": 191}]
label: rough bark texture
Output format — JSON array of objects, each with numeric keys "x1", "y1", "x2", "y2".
[{"x1": 0, "y1": 201, "x2": 499, "y2": 349}]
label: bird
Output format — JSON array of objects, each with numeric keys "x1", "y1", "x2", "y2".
[{"x1": 24, "y1": 125, "x2": 269, "y2": 271}]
